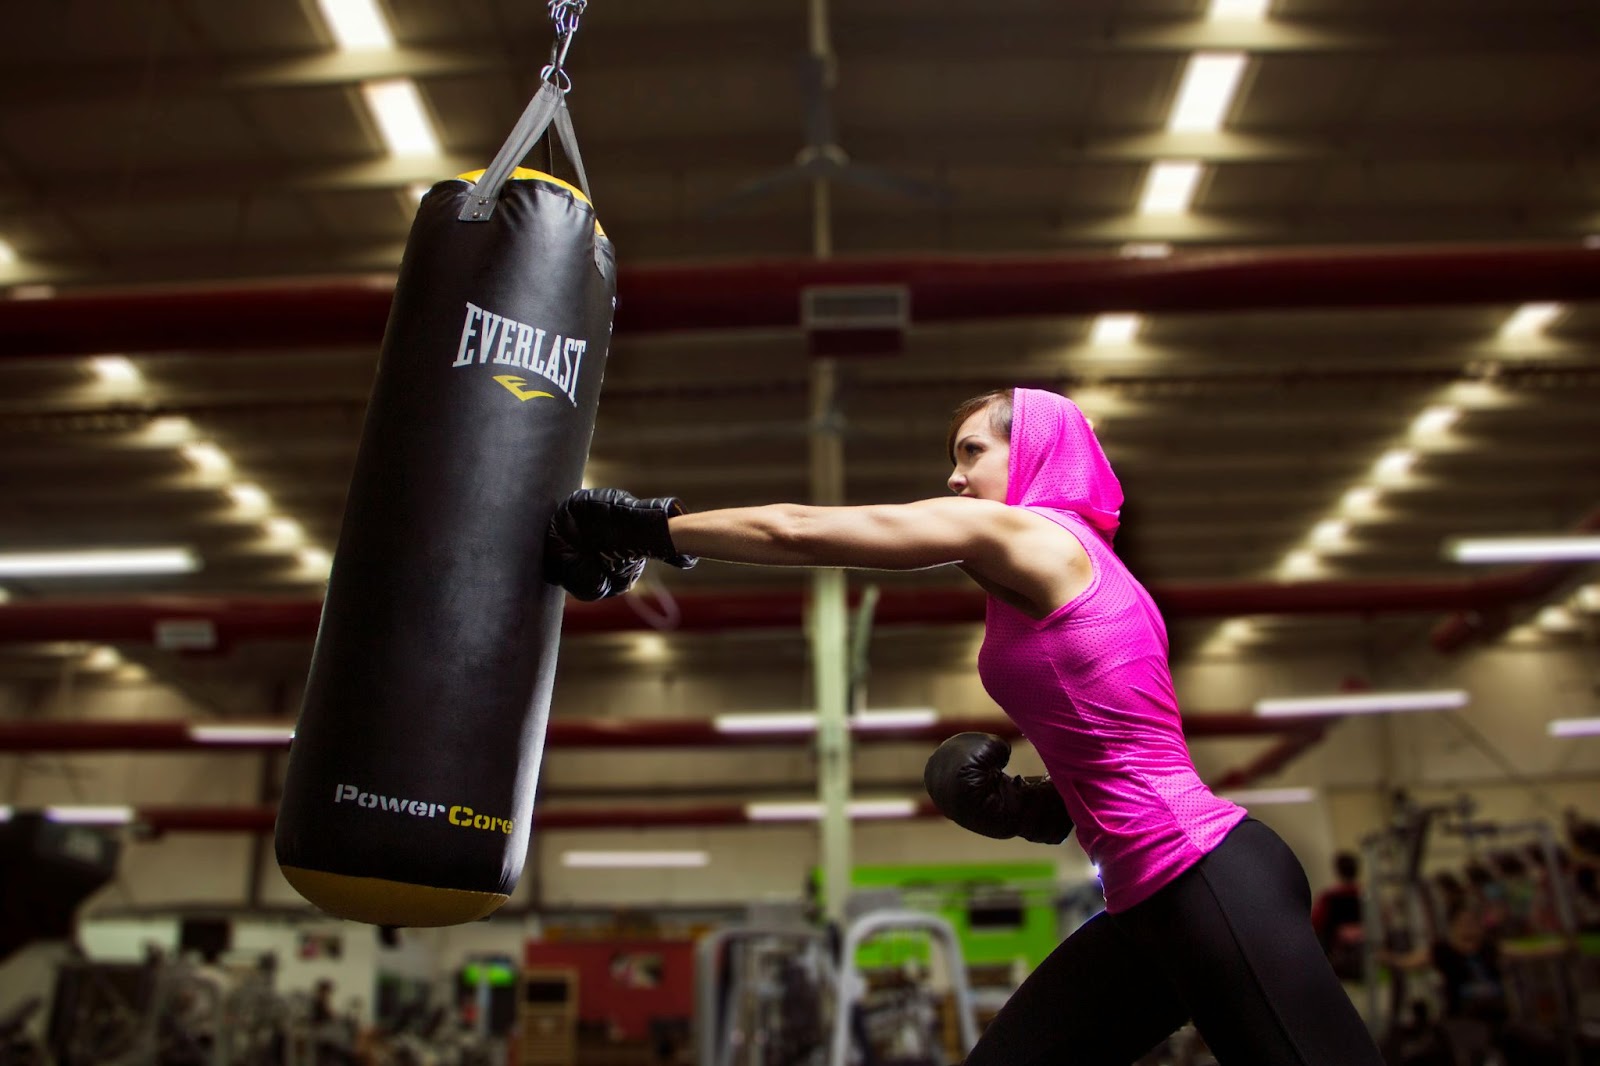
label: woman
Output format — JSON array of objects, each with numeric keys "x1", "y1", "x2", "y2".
[{"x1": 546, "y1": 387, "x2": 1384, "y2": 1065}]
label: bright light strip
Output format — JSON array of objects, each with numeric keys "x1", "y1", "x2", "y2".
[
  {"x1": 1119, "y1": 242, "x2": 1172, "y2": 259},
  {"x1": 0, "y1": 806, "x2": 10, "y2": 823},
  {"x1": 1208, "y1": 0, "x2": 1270, "y2": 18},
  {"x1": 1309, "y1": 519, "x2": 1349, "y2": 550},
  {"x1": 714, "y1": 710, "x2": 940, "y2": 734},
  {"x1": 1138, "y1": 161, "x2": 1203, "y2": 215},
  {"x1": 1499, "y1": 302, "x2": 1564, "y2": 339},
  {"x1": 1090, "y1": 313, "x2": 1142, "y2": 345},
  {"x1": 1575, "y1": 585, "x2": 1600, "y2": 613},
  {"x1": 297, "y1": 547, "x2": 334, "y2": 573},
  {"x1": 714, "y1": 712, "x2": 817, "y2": 734},
  {"x1": 143, "y1": 416, "x2": 196, "y2": 445},
  {"x1": 91, "y1": 355, "x2": 143, "y2": 386},
  {"x1": 1168, "y1": 53, "x2": 1247, "y2": 133},
  {"x1": 1536, "y1": 606, "x2": 1580, "y2": 633},
  {"x1": 1279, "y1": 549, "x2": 1320, "y2": 577},
  {"x1": 362, "y1": 79, "x2": 440, "y2": 157},
  {"x1": 1372, "y1": 449, "x2": 1415, "y2": 482},
  {"x1": 227, "y1": 483, "x2": 272, "y2": 514},
  {"x1": 1340, "y1": 485, "x2": 1382, "y2": 514},
  {"x1": 562, "y1": 850, "x2": 709, "y2": 869},
  {"x1": 1254, "y1": 690, "x2": 1468, "y2": 717},
  {"x1": 852, "y1": 708, "x2": 939, "y2": 730},
  {"x1": 746, "y1": 799, "x2": 918, "y2": 822},
  {"x1": 264, "y1": 517, "x2": 307, "y2": 546},
  {"x1": 1219, "y1": 787, "x2": 1317, "y2": 805},
  {"x1": 1548, "y1": 718, "x2": 1600, "y2": 738},
  {"x1": 316, "y1": 0, "x2": 394, "y2": 50},
  {"x1": 180, "y1": 441, "x2": 233, "y2": 477},
  {"x1": 1409, "y1": 406, "x2": 1459, "y2": 438},
  {"x1": 44, "y1": 805, "x2": 135, "y2": 826},
  {"x1": 189, "y1": 725, "x2": 296, "y2": 745},
  {"x1": 82, "y1": 646, "x2": 123, "y2": 671},
  {"x1": 1445, "y1": 535, "x2": 1600, "y2": 565},
  {"x1": 0, "y1": 548, "x2": 199, "y2": 577},
  {"x1": 0, "y1": 238, "x2": 16, "y2": 266}
]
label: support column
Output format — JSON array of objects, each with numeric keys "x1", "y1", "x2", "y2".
[{"x1": 810, "y1": 360, "x2": 851, "y2": 923}]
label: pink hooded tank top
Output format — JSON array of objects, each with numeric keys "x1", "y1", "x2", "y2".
[{"x1": 976, "y1": 388, "x2": 1246, "y2": 911}]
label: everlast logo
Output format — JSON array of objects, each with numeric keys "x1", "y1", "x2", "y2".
[
  {"x1": 333, "y1": 784, "x2": 512, "y2": 835},
  {"x1": 452, "y1": 301, "x2": 585, "y2": 406}
]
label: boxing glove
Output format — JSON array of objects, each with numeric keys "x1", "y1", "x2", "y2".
[
  {"x1": 544, "y1": 489, "x2": 698, "y2": 599},
  {"x1": 923, "y1": 733, "x2": 1073, "y2": 845}
]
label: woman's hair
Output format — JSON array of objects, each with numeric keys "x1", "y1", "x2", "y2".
[{"x1": 946, "y1": 389, "x2": 1013, "y2": 463}]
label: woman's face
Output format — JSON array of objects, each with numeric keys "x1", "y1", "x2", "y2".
[{"x1": 947, "y1": 406, "x2": 1011, "y2": 502}]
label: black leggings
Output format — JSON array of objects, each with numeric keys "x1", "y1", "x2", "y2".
[{"x1": 964, "y1": 818, "x2": 1386, "y2": 1066}]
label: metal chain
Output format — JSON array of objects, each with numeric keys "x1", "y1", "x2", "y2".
[{"x1": 541, "y1": 0, "x2": 587, "y2": 93}]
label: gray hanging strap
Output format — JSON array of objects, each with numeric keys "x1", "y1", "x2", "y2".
[
  {"x1": 552, "y1": 99, "x2": 591, "y2": 202},
  {"x1": 458, "y1": 82, "x2": 564, "y2": 222}
]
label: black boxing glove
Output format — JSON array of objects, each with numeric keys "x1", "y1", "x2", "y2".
[
  {"x1": 923, "y1": 732, "x2": 1073, "y2": 846},
  {"x1": 544, "y1": 489, "x2": 698, "y2": 599}
]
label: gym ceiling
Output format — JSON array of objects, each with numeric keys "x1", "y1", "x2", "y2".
[{"x1": 0, "y1": 0, "x2": 1597, "y2": 696}]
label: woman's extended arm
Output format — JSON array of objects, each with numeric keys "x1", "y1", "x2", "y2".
[{"x1": 667, "y1": 498, "x2": 1021, "y2": 570}]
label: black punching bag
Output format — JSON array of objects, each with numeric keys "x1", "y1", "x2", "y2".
[{"x1": 276, "y1": 83, "x2": 613, "y2": 927}]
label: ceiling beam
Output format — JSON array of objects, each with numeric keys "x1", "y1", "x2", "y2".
[{"x1": 0, "y1": 12, "x2": 1593, "y2": 105}]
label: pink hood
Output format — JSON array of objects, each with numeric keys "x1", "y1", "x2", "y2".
[{"x1": 1005, "y1": 388, "x2": 1123, "y2": 542}]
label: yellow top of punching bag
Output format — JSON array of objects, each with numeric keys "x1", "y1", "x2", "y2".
[
  {"x1": 280, "y1": 865, "x2": 509, "y2": 928},
  {"x1": 452, "y1": 167, "x2": 606, "y2": 237}
]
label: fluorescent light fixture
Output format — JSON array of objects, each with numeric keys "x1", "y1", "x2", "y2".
[
  {"x1": 90, "y1": 355, "x2": 143, "y2": 386},
  {"x1": 362, "y1": 79, "x2": 440, "y2": 157},
  {"x1": 0, "y1": 237, "x2": 16, "y2": 266},
  {"x1": 180, "y1": 441, "x2": 233, "y2": 477},
  {"x1": 1574, "y1": 584, "x2": 1600, "y2": 613},
  {"x1": 562, "y1": 850, "x2": 709, "y2": 869},
  {"x1": 714, "y1": 712, "x2": 817, "y2": 734},
  {"x1": 1209, "y1": 0, "x2": 1270, "y2": 18},
  {"x1": 143, "y1": 416, "x2": 196, "y2": 446},
  {"x1": 1220, "y1": 787, "x2": 1317, "y2": 805},
  {"x1": 264, "y1": 517, "x2": 307, "y2": 546},
  {"x1": 746, "y1": 799, "x2": 918, "y2": 822},
  {"x1": 1090, "y1": 313, "x2": 1142, "y2": 345},
  {"x1": 1372, "y1": 449, "x2": 1415, "y2": 482},
  {"x1": 1218, "y1": 618, "x2": 1256, "y2": 642},
  {"x1": 45, "y1": 805, "x2": 135, "y2": 826},
  {"x1": 1340, "y1": 485, "x2": 1382, "y2": 515},
  {"x1": 1409, "y1": 405, "x2": 1459, "y2": 439},
  {"x1": 1445, "y1": 535, "x2": 1600, "y2": 564},
  {"x1": 227, "y1": 483, "x2": 272, "y2": 515},
  {"x1": 1499, "y1": 302, "x2": 1564, "y2": 339},
  {"x1": 1548, "y1": 718, "x2": 1600, "y2": 738},
  {"x1": 852, "y1": 708, "x2": 939, "y2": 730},
  {"x1": 1536, "y1": 605, "x2": 1580, "y2": 633},
  {"x1": 316, "y1": 0, "x2": 394, "y2": 50},
  {"x1": 1309, "y1": 519, "x2": 1349, "y2": 551},
  {"x1": 1279, "y1": 549, "x2": 1320, "y2": 578},
  {"x1": 189, "y1": 724, "x2": 296, "y2": 745},
  {"x1": 297, "y1": 546, "x2": 333, "y2": 574},
  {"x1": 1254, "y1": 690, "x2": 1469, "y2": 717},
  {"x1": 1119, "y1": 242, "x2": 1172, "y2": 259},
  {"x1": 1139, "y1": 161, "x2": 1203, "y2": 215},
  {"x1": 0, "y1": 547, "x2": 199, "y2": 577},
  {"x1": 716, "y1": 710, "x2": 939, "y2": 734},
  {"x1": 82, "y1": 646, "x2": 123, "y2": 671},
  {"x1": 1168, "y1": 53, "x2": 1247, "y2": 133}
]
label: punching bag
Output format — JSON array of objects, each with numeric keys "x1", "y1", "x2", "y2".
[{"x1": 275, "y1": 80, "x2": 614, "y2": 927}]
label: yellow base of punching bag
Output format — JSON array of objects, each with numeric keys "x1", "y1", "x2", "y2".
[{"x1": 281, "y1": 868, "x2": 507, "y2": 928}]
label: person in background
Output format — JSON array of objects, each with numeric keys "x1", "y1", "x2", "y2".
[{"x1": 1311, "y1": 851, "x2": 1366, "y2": 981}]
